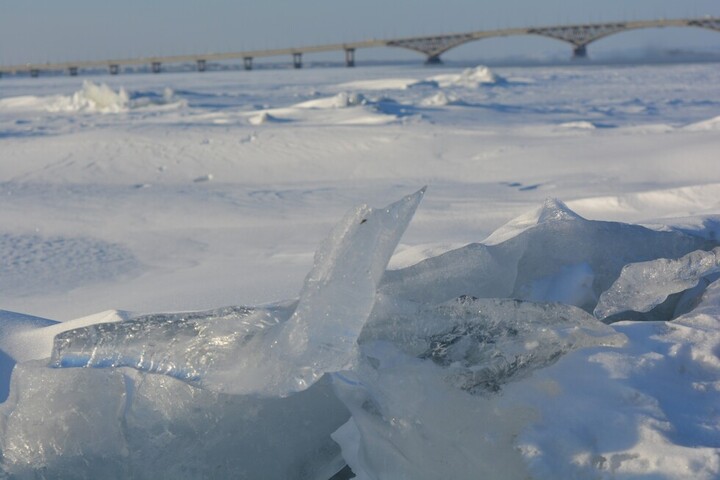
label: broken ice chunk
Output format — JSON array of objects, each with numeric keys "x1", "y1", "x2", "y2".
[
  {"x1": 50, "y1": 305, "x2": 287, "y2": 382},
  {"x1": 360, "y1": 296, "x2": 626, "y2": 395},
  {"x1": 245, "y1": 187, "x2": 425, "y2": 394},
  {"x1": 594, "y1": 247, "x2": 720, "y2": 320},
  {"x1": 51, "y1": 189, "x2": 424, "y2": 397},
  {"x1": 381, "y1": 198, "x2": 709, "y2": 312}
]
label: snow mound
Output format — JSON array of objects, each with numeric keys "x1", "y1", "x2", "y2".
[
  {"x1": 335, "y1": 78, "x2": 421, "y2": 91},
  {"x1": 43, "y1": 82, "x2": 185, "y2": 113},
  {"x1": 248, "y1": 111, "x2": 282, "y2": 125},
  {"x1": 47, "y1": 81, "x2": 130, "y2": 113},
  {"x1": 567, "y1": 183, "x2": 720, "y2": 221},
  {"x1": 428, "y1": 65, "x2": 505, "y2": 88},
  {"x1": 684, "y1": 114, "x2": 720, "y2": 131},
  {"x1": 419, "y1": 91, "x2": 459, "y2": 107},
  {"x1": 594, "y1": 246, "x2": 720, "y2": 320}
]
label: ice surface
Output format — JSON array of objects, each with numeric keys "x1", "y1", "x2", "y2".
[{"x1": 594, "y1": 247, "x2": 720, "y2": 320}]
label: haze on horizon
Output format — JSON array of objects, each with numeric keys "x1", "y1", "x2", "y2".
[{"x1": 1, "y1": 0, "x2": 719, "y2": 65}]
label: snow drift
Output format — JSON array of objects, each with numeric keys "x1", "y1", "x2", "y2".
[{"x1": 0, "y1": 193, "x2": 719, "y2": 479}]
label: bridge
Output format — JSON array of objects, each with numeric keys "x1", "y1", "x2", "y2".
[{"x1": 1, "y1": 17, "x2": 718, "y2": 77}]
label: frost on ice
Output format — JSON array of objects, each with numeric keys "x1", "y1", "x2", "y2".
[{"x1": 1, "y1": 193, "x2": 719, "y2": 479}]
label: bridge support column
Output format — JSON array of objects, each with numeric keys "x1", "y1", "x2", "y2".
[
  {"x1": 573, "y1": 44, "x2": 588, "y2": 59},
  {"x1": 109, "y1": 64, "x2": 120, "y2": 75},
  {"x1": 30, "y1": 69, "x2": 39, "y2": 78},
  {"x1": 69, "y1": 66, "x2": 78, "y2": 76},
  {"x1": 293, "y1": 52, "x2": 302, "y2": 69},
  {"x1": 345, "y1": 48, "x2": 355, "y2": 67},
  {"x1": 244, "y1": 57, "x2": 253, "y2": 70},
  {"x1": 425, "y1": 55, "x2": 443, "y2": 65},
  {"x1": 197, "y1": 59, "x2": 206, "y2": 72},
  {"x1": 152, "y1": 61, "x2": 162, "y2": 73}
]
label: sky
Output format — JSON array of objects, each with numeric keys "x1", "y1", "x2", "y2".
[{"x1": 1, "y1": 0, "x2": 719, "y2": 65}]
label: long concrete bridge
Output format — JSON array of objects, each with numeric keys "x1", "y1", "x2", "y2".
[{"x1": 2, "y1": 17, "x2": 719, "y2": 77}]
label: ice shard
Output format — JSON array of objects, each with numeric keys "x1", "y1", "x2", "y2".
[
  {"x1": 594, "y1": 247, "x2": 720, "y2": 320},
  {"x1": 51, "y1": 189, "x2": 425, "y2": 397},
  {"x1": 381, "y1": 199, "x2": 710, "y2": 312}
]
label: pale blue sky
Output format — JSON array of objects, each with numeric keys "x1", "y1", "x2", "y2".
[{"x1": 1, "y1": 0, "x2": 719, "y2": 65}]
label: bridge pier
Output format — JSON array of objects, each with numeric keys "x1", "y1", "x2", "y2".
[
  {"x1": 573, "y1": 44, "x2": 588, "y2": 59},
  {"x1": 197, "y1": 59, "x2": 206, "y2": 72},
  {"x1": 69, "y1": 66, "x2": 78, "y2": 76},
  {"x1": 152, "y1": 61, "x2": 162, "y2": 73},
  {"x1": 244, "y1": 57, "x2": 253, "y2": 70},
  {"x1": 293, "y1": 52, "x2": 302, "y2": 69},
  {"x1": 425, "y1": 55, "x2": 443, "y2": 65},
  {"x1": 30, "y1": 69, "x2": 39, "y2": 78},
  {"x1": 109, "y1": 64, "x2": 120, "y2": 75},
  {"x1": 345, "y1": 48, "x2": 355, "y2": 67}
]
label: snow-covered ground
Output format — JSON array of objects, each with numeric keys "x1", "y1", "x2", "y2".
[{"x1": 0, "y1": 62, "x2": 719, "y2": 479}]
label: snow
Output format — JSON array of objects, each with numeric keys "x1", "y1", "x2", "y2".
[{"x1": 1, "y1": 62, "x2": 720, "y2": 478}]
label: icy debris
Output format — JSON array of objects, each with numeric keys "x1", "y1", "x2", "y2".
[
  {"x1": 47, "y1": 81, "x2": 130, "y2": 113},
  {"x1": 193, "y1": 173, "x2": 213, "y2": 182},
  {"x1": 44, "y1": 81, "x2": 185, "y2": 113},
  {"x1": 594, "y1": 247, "x2": 720, "y2": 320},
  {"x1": 428, "y1": 65, "x2": 505, "y2": 88},
  {"x1": 50, "y1": 188, "x2": 425, "y2": 397}
]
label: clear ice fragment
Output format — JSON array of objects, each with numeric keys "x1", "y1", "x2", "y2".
[{"x1": 594, "y1": 247, "x2": 720, "y2": 320}]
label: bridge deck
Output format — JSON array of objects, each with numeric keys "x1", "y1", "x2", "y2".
[{"x1": 1, "y1": 18, "x2": 717, "y2": 74}]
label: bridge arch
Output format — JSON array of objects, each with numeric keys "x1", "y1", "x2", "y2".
[{"x1": 387, "y1": 18, "x2": 720, "y2": 62}]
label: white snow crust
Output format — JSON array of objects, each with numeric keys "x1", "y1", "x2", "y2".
[{"x1": 0, "y1": 62, "x2": 719, "y2": 479}]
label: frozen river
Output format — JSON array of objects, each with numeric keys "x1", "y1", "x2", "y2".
[{"x1": 0, "y1": 62, "x2": 719, "y2": 478}]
